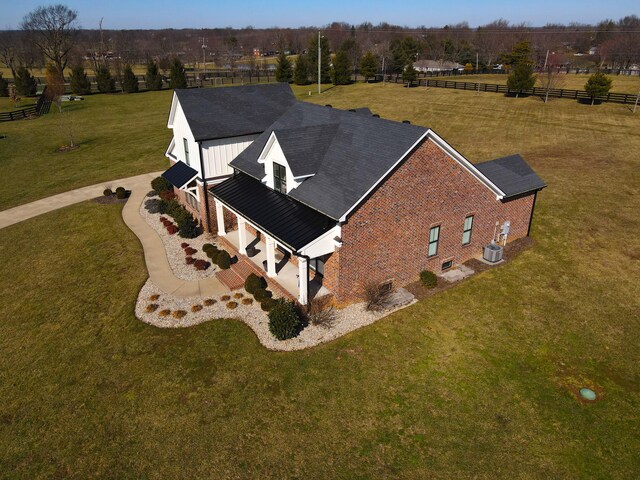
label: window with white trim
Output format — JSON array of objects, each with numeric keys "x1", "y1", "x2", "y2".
[
  {"x1": 428, "y1": 225, "x2": 440, "y2": 257},
  {"x1": 462, "y1": 215, "x2": 474, "y2": 245},
  {"x1": 273, "y1": 162, "x2": 287, "y2": 193},
  {"x1": 183, "y1": 138, "x2": 190, "y2": 166}
]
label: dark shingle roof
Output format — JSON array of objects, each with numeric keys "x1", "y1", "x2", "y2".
[
  {"x1": 162, "y1": 161, "x2": 198, "y2": 188},
  {"x1": 174, "y1": 83, "x2": 296, "y2": 141},
  {"x1": 210, "y1": 173, "x2": 336, "y2": 251},
  {"x1": 475, "y1": 154, "x2": 546, "y2": 198},
  {"x1": 230, "y1": 102, "x2": 428, "y2": 220}
]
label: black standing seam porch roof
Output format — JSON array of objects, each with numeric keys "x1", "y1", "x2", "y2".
[
  {"x1": 162, "y1": 161, "x2": 199, "y2": 189},
  {"x1": 210, "y1": 173, "x2": 337, "y2": 251}
]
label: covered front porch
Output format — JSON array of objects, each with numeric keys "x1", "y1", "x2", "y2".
[{"x1": 210, "y1": 173, "x2": 341, "y2": 304}]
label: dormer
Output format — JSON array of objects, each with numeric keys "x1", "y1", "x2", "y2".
[{"x1": 258, "y1": 132, "x2": 303, "y2": 194}]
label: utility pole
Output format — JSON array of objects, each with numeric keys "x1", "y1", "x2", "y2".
[
  {"x1": 382, "y1": 56, "x2": 385, "y2": 86},
  {"x1": 543, "y1": 49, "x2": 549, "y2": 70},
  {"x1": 201, "y1": 37, "x2": 207, "y2": 87},
  {"x1": 317, "y1": 31, "x2": 321, "y2": 94},
  {"x1": 476, "y1": 52, "x2": 480, "y2": 94}
]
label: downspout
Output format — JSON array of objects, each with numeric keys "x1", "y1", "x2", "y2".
[
  {"x1": 197, "y1": 141, "x2": 211, "y2": 232},
  {"x1": 527, "y1": 191, "x2": 538, "y2": 237}
]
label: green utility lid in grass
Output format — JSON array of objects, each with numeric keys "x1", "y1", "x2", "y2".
[{"x1": 580, "y1": 388, "x2": 597, "y2": 401}]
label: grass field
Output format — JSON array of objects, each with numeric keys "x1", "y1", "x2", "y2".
[
  {"x1": 1, "y1": 82, "x2": 639, "y2": 478},
  {"x1": 451, "y1": 73, "x2": 640, "y2": 92}
]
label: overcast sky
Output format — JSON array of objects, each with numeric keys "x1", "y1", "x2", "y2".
[{"x1": 3, "y1": 0, "x2": 638, "y2": 30}]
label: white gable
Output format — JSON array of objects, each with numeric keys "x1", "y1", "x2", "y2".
[{"x1": 257, "y1": 132, "x2": 301, "y2": 193}]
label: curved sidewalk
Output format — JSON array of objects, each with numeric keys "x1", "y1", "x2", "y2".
[
  {"x1": 0, "y1": 172, "x2": 162, "y2": 229},
  {"x1": 122, "y1": 178, "x2": 228, "y2": 299}
]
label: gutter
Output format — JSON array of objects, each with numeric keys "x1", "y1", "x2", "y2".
[{"x1": 197, "y1": 141, "x2": 211, "y2": 232}]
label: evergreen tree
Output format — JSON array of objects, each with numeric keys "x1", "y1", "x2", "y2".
[
  {"x1": 505, "y1": 40, "x2": 534, "y2": 67},
  {"x1": 359, "y1": 51, "x2": 378, "y2": 82},
  {"x1": 69, "y1": 65, "x2": 91, "y2": 94},
  {"x1": 122, "y1": 64, "x2": 139, "y2": 93},
  {"x1": 308, "y1": 35, "x2": 331, "y2": 83},
  {"x1": 169, "y1": 58, "x2": 187, "y2": 89},
  {"x1": 584, "y1": 72, "x2": 612, "y2": 105},
  {"x1": 293, "y1": 54, "x2": 311, "y2": 85},
  {"x1": 402, "y1": 63, "x2": 417, "y2": 86},
  {"x1": 14, "y1": 66, "x2": 38, "y2": 96},
  {"x1": 0, "y1": 72, "x2": 8, "y2": 97},
  {"x1": 390, "y1": 37, "x2": 419, "y2": 73},
  {"x1": 275, "y1": 53, "x2": 293, "y2": 83},
  {"x1": 144, "y1": 60, "x2": 163, "y2": 90},
  {"x1": 331, "y1": 49, "x2": 351, "y2": 85},
  {"x1": 507, "y1": 63, "x2": 535, "y2": 97},
  {"x1": 95, "y1": 66, "x2": 115, "y2": 93}
]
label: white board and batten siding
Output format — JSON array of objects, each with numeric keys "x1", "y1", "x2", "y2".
[{"x1": 201, "y1": 135, "x2": 258, "y2": 180}]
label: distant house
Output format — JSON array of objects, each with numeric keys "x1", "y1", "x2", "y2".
[
  {"x1": 162, "y1": 84, "x2": 546, "y2": 305},
  {"x1": 414, "y1": 60, "x2": 465, "y2": 72}
]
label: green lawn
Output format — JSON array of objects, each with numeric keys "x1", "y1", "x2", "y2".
[
  {"x1": 0, "y1": 90, "x2": 172, "y2": 210},
  {"x1": 1, "y1": 82, "x2": 639, "y2": 478}
]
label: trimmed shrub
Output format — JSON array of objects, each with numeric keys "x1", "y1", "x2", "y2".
[
  {"x1": 184, "y1": 247, "x2": 197, "y2": 256},
  {"x1": 233, "y1": 292, "x2": 244, "y2": 299},
  {"x1": 194, "y1": 259, "x2": 209, "y2": 270},
  {"x1": 172, "y1": 310, "x2": 187, "y2": 319},
  {"x1": 145, "y1": 303, "x2": 159, "y2": 313},
  {"x1": 158, "y1": 309, "x2": 171, "y2": 317},
  {"x1": 202, "y1": 243, "x2": 215, "y2": 253},
  {"x1": 226, "y1": 301, "x2": 238, "y2": 310},
  {"x1": 260, "y1": 298, "x2": 276, "y2": 312},
  {"x1": 185, "y1": 256, "x2": 195, "y2": 265},
  {"x1": 181, "y1": 242, "x2": 189, "y2": 249},
  {"x1": 203, "y1": 298, "x2": 217, "y2": 306},
  {"x1": 178, "y1": 218, "x2": 199, "y2": 239},
  {"x1": 242, "y1": 298, "x2": 253, "y2": 305},
  {"x1": 244, "y1": 273, "x2": 265, "y2": 294},
  {"x1": 221, "y1": 295, "x2": 231, "y2": 301},
  {"x1": 166, "y1": 224, "x2": 178, "y2": 235},
  {"x1": 268, "y1": 299, "x2": 302, "y2": 340},
  {"x1": 207, "y1": 247, "x2": 221, "y2": 263},
  {"x1": 144, "y1": 198, "x2": 163, "y2": 214},
  {"x1": 103, "y1": 188, "x2": 112, "y2": 196},
  {"x1": 191, "y1": 304, "x2": 203, "y2": 312},
  {"x1": 159, "y1": 189, "x2": 176, "y2": 201},
  {"x1": 420, "y1": 270, "x2": 438, "y2": 289},
  {"x1": 149, "y1": 294, "x2": 160, "y2": 301},
  {"x1": 254, "y1": 288, "x2": 273, "y2": 302},
  {"x1": 151, "y1": 177, "x2": 173, "y2": 194},
  {"x1": 217, "y1": 250, "x2": 231, "y2": 269},
  {"x1": 116, "y1": 188, "x2": 127, "y2": 199}
]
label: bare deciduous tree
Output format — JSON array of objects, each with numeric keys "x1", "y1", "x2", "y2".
[{"x1": 21, "y1": 4, "x2": 79, "y2": 81}]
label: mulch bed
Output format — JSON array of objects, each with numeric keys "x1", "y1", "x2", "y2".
[
  {"x1": 405, "y1": 236, "x2": 534, "y2": 301},
  {"x1": 92, "y1": 193, "x2": 130, "y2": 205}
]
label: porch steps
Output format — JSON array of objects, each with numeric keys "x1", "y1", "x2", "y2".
[{"x1": 215, "y1": 268, "x2": 245, "y2": 290}]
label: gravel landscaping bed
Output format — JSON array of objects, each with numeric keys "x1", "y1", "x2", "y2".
[
  {"x1": 135, "y1": 279, "x2": 417, "y2": 351},
  {"x1": 140, "y1": 192, "x2": 218, "y2": 281}
]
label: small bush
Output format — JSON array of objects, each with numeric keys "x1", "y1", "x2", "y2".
[
  {"x1": 226, "y1": 301, "x2": 238, "y2": 310},
  {"x1": 244, "y1": 273, "x2": 265, "y2": 294},
  {"x1": 203, "y1": 298, "x2": 217, "y2": 306},
  {"x1": 217, "y1": 250, "x2": 231, "y2": 269},
  {"x1": 254, "y1": 289, "x2": 273, "y2": 302},
  {"x1": 268, "y1": 299, "x2": 302, "y2": 340},
  {"x1": 145, "y1": 198, "x2": 164, "y2": 214},
  {"x1": 194, "y1": 259, "x2": 209, "y2": 270},
  {"x1": 178, "y1": 216, "x2": 200, "y2": 239},
  {"x1": 149, "y1": 294, "x2": 160, "y2": 301},
  {"x1": 202, "y1": 243, "x2": 215, "y2": 253},
  {"x1": 221, "y1": 295, "x2": 231, "y2": 301},
  {"x1": 159, "y1": 189, "x2": 176, "y2": 201},
  {"x1": 233, "y1": 292, "x2": 244, "y2": 299},
  {"x1": 207, "y1": 247, "x2": 221, "y2": 263},
  {"x1": 116, "y1": 188, "x2": 127, "y2": 199},
  {"x1": 115, "y1": 186, "x2": 125, "y2": 194},
  {"x1": 185, "y1": 256, "x2": 195, "y2": 265},
  {"x1": 191, "y1": 304, "x2": 203, "y2": 312},
  {"x1": 172, "y1": 310, "x2": 187, "y2": 319},
  {"x1": 158, "y1": 309, "x2": 171, "y2": 317},
  {"x1": 242, "y1": 298, "x2": 253, "y2": 305},
  {"x1": 184, "y1": 247, "x2": 197, "y2": 256},
  {"x1": 260, "y1": 298, "x2": 276, "y2": 312},
  {"x1": 166, "y1": 225, "x2": 178, "y2": 235},
  {"x1": 145, "y1": 303, "x2": 159, "y2": 313},
  {"x1": 307, "y1": 295, "x2": 337, "y2": 328},
  {"x1": 363, "y1": 280, "x2": 394, "y2": 312},
  {"x1": 151, "y1": 176, "x2": 172, "y2": 194},
  {"x1": 420, "y1": 270, "x2": 438, "y2": 289},
  {"x1": 103, "y1": 188, "x2": 112, "y2": 197},
  {"x1": 181, "y1": 242, "x2": 189, "y2": 249}
]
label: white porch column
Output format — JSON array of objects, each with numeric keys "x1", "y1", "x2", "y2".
[
  {"x1": 265, "y1": 235, "x2": 277, "y2": 278},
  {"x1": 214, "y1": 199, "x2": 226, "y2": 236},
  {"x1": 237, "y1": 216, "x2": 247, "y2": 255},
  {"x1": 298, "y1": 257, "x2": 308, "y2": 305}
]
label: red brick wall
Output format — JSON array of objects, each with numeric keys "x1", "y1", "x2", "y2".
[{"x1": 326, "y1": 139, "x2": 536, "y2": 302}]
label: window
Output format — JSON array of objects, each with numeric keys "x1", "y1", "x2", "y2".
[
  {"x1": 428, "y1": 225, "x2": 440, "y2": 257},
  {"x1": 273, "y1": 162, "x2": 287, "y2": 193},
  {"x1": 310, "y1": 256, "x2": 326, "y2": 277},
  {"x1": 442, "y1": 260, "x2": 453, "y2": 270},
  {"x1": 462, "y1": 215, "x2": 474, "y2": 245},
  {"x1": 183, "y1": 138, "x2": 190, "y2": 166},
  {"x1": 186, "y1": 191, "x2": 199, "y2": 210}
]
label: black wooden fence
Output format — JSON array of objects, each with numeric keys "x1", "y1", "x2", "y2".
[
  {"x1": 0, "y1": 87, "x2": 51, "y2": 122},
  {"x1": 381, "y1": 76, "x2": 640, "y2": 105}
]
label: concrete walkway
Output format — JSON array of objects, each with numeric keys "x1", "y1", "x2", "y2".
[
  {"x1": 0, "y1": 172, "x2": 162, "y2": 229},
  {"x1": 121, "y1": 178, "x2": 228, "y2": 299}
]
